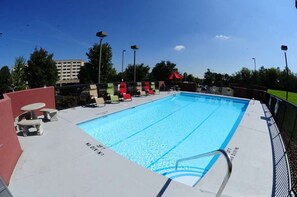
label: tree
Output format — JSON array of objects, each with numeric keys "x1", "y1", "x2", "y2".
[
  {"x1": 150, "y1": 61, "x2": 178, "y2": 81},
  {"x1": 183, "y1": 72, "x2": 188, "y2": 81},
  {"x1": 265, "y1": 67, "x2": 281, "y2": 89},
  {"x1": 11, "y1": 56, "x2": 26, "y2": 90},
  {"x1": 222, "y1": 74, "x2": 232, "y2": 86},
  {"x1": 203, "y1": 69, "x2": 215, "y2": 85},
  {"x1": 78, "y1": 43, "x2": 116, "y2": 83},
  {"x1": 0, "y1": 66, "x2": 11, "y2": 93},
  {"x1": 214, "y1": 73, "x2": 223, "y2": 86},
  {"x1": 257, "y1": 66, "x2": 266, "y2": 87},
  {"x1": 108, "y1": 67, "x2": 117, "y2": 82},
  {"x1": 26, "y1": 48, "x2": 57, "y2": 88},
  {"x1": 114, "y1": 72, "x2": 124, "y2": 82},
  {"x1": 124, "y1": 64, "x2": 150, "y2": 82},
  {"x1": 279, "y1": 67, "x2": 295, "y2": 91},
  {"x1": 203, "y1": 69, "x2": 231, "y2": 86},
  {"x1": 193, "y1": 76, "x2": 201, "y2": 84},
  {"x1": 77, "y1": 63, "x2": 93, "y2": 84},
  {"x1": 186, "y1": 74, "x2": 195, "y2": 82},
  {"x1": 232, "y1": 67, "x2": 252, "y2": 85}
]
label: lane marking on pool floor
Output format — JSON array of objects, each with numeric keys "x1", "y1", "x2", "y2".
[
  {"x1": 108, "y1": 101, "x2": 195, "y2": 148},
  {"x1": 146, "y1": 104, "x2": 222, "y2": 169}
]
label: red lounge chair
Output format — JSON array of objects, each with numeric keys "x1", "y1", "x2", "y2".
[
  {"x1": 119, "y1": 82, "x2": 132, "y2": 101},
  {"x1": 144, "y1": 82, "x2": 154, "y2": 95}
]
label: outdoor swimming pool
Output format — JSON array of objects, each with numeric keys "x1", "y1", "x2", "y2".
[{"x1": 78, "y1": 92, "x2": 248, "y2": 186}]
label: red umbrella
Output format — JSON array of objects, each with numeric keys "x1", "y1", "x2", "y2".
[{"x1": 169, "y1": 72, "x2": 183, "y2": 80}]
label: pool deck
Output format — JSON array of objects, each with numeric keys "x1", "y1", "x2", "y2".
[{"x1": 9, "y1": 92, "x2": 273, "y2": 196}]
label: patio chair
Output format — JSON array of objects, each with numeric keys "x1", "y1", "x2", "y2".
[
  {"x1": 150, "y1": 82, "x2": 160, "y2": 94},
  {"x1": 119, "y1": 82, "x2": 132, "y2": 101},
  {"x1": 90, "y1": 84, "x2": 99, "y2": 99},
  {"x1": 106, "y1": 83, "x2": 119, "y2": 103},
  {"x1": 136, "y1": 82, "x2": 147, "y2": 96},
  {"x1": 144, "y1": 82, "x2": 154, "y2": 95},
  {"x1": 210, "y1": 86, "x2": 217, "y2": 94},
  {"x1": 94, "y1": 97, "x2": 105, "y2": 107},
  {"x1": 89, "y1": 84, "x2": 106, "y2": 106}
]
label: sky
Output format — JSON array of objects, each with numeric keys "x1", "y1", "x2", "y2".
[{"x1": 1, "y1": 0, "x2": 297, "y2": 78}]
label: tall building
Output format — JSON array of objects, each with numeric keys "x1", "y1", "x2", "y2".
[{"x1": 55, "y1": 60, "x2": 84, "y2": 84}]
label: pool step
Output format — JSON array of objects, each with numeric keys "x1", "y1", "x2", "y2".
[{"x1": 155, "y1": 166, "x2": 207, "y2": 187}]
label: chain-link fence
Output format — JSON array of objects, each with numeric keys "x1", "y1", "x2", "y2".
[{"x1": 266, "y1": 94, "x2": 297, "y2": 196}]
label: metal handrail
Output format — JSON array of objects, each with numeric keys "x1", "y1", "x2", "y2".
[{"x1": 175, "y1": 149, "x2": 232, "y2": 197}]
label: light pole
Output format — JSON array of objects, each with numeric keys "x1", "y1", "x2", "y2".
[
  {"x1": 121, "y1": 50, "x2": 126, "y2": 81},
  {"x1": 131, "y1": 45, "x2": 139, "y2": 83},
  {"x1": 96, "y1": 31, "x2": 108, "y2": 84},
  {"x1": 281, "y1": 45, "x2": 289, "y2": 101},
  {"x1": 252, "y1": 58, "x2": 256, "y2": 72}
]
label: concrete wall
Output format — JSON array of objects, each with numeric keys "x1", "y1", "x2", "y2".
[
  {"x1": 0, "y1": 95, "x2": 22, "y2": 185},
  {"x1": 0, "y1": 86, "x2": 56, "y2": 185},
  {"x1": 6, "y1": 87, "x2": 56, "y2": 119}
]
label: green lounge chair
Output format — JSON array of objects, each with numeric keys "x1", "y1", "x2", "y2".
[
  {"x1": 107, "y1": 83, "x2": 119, "y2": 103},
  {"x1": 151, "y1": 82, "x2": 160, "y2": 94}
]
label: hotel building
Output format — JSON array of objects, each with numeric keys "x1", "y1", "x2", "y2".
[{"x1": 55, "y1": 60, "x2": 84, "y2": 84}]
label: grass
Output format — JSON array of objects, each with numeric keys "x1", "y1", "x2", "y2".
[{"x1": 268, "y1": 89, "x2": 297, "y2": 105}]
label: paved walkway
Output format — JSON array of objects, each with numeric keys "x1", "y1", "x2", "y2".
[{"x1": 9, "y1": 92, "x2": 273, "y2": 196}]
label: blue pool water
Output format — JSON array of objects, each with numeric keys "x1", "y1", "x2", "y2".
[{"x1": 78, "y1": 92, "x2": 248, "y2": 186}]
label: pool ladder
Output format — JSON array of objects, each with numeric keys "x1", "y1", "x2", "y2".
[{"x1": 175, "y1": 149, "x2": 232, "y2": 197}]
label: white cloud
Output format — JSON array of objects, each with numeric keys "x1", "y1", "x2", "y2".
[
  {"x1": 174, "y1": 45, "x2": 185, "y2": 51},
  {"x1": 215, "y1": 35, "x2": 230, "y2": 40}
]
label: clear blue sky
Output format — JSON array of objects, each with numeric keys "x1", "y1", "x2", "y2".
[{"x1": 1, "y1": 0, "x2": 297, "y2": 78}]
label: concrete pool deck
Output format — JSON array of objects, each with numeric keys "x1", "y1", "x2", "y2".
[{"x1": 8, "y1": 92, "x2": 273, "y2": 196}]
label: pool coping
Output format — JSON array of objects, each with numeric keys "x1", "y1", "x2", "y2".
[{"x1": 8, "y1": 91, "x2": 273, "y2": 196}]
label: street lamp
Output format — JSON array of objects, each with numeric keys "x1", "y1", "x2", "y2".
[
  {"x1": 121, "y1": 50, "x2": 126, "y2": 81},
  {"x1": 281, "y1": 45, "x2": 289, "y2": 101},
  {"x1": 96, "y1": 31, "x2": 108, "y2": 84},
  {"x1": 252, "y1": 58, "x2": 256, "y2": 72},
  {"x1": 131, "y1": 45, "x2": 139, "y2": 82}
]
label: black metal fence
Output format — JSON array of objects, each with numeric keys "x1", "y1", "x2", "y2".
[
  {"x1": 265, "y1": 94, "x2": 297, "y2": 196},
  {"x1": 56, "y1": 82, "x2": 133, "y2": 110},
  {"x1": 55, "y1": 82, "x2": 165, "y2": 110},
  {"x1": 55, "y1": 81, "x2": 201, "y2": 110}
]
